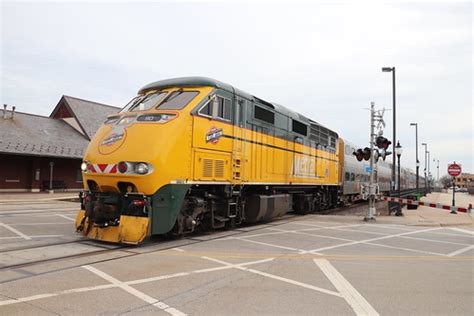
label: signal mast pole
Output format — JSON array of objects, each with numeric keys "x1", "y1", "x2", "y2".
[{"x1": 366, "y1": 102, "x2": 376, "y2": 221}]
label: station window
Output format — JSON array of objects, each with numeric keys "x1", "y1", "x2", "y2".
[
  {"x1": 292, "y1": 120, "x2": 308, "y2": 136},
  {"x1": 254, "y1": 105, "x2": 274, "y2": 124}
]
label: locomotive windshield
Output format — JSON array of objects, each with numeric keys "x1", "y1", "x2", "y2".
[
  {"x1": 120, "y1": 92, "x2": 167, "y2": 113},
  {"x1": 120, "y1": 90, "x2": 199, "y2": 113}
]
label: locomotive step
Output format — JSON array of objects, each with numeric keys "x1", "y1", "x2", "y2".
[{"x1": 214, "y1": 215, "x2": 229, "y2": 222}]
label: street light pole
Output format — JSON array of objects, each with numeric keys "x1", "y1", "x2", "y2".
[
  {"x1": 395, "y1": 141, "x2": 403, "y2": 216},
  {"x1": 427, "y1": 151, "x2": 431, "y2": 192},
  {"x1": 422, "y1": 142, "x2": 428, "y2": 193},
  {"x1": 382, "y1": 66, "x2": 396, "y2": 192},
  {"x1": 410, "y1": 123, "x2": 419, "y2": 193}
]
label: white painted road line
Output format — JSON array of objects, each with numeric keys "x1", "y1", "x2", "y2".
[
  {"x1": 56, "y1": 214, "x2": 76, "y2": 221},
  {"x1": 230, "y1": 236, "x2": 312, "y2": 253},
  {"x1": 446, "y1": 245, "x2": 474, "y2": 257},
  {"x1": 0, "y1": 222, "x2": 32, "y2": 240},
  {"x1": 314, "y1": 259, "x2": 379, "y2": 316},
  {"x1": 292, "y1": 222, "x2": 364, "y2": 230},
  {"x1": 126, "y1": 257, "x2": 275, "y2": 285},
  {"x1": 304, "y1": 227, "x2": 442, "y2": 254},
  {"x1": 0, "y1": 208, "x2": 78, "y2": 215},
  {"x1": 202, "y1": 256, "x2": 341, "y2": 297},
  {"x1": 7, "y1": 222, "x2": 71, "y2": 226},
  {"x1": 0, "y1": 234, "x2": 64, "y2": 240},
  {"x1": 268, "y1": 227, "x2": 357, "y2": 242},
  {"x1": 449, "y1": 227, "x2": 474, "y2": 236},
  {"x1": 0, "y1": 257, "x2": 274, "y2": 307},
  {"x1": 83, "y1": 265, "x2": 187, "y2": 316},
  {"x1": 364, "y1": 242, "x2": 446, "y2": 257},
  {"x1": 309, "y1": 226, "x2": 472, "y2": 247},
  {"x1": 268, "y1": 227, "x2": 447, "y2": 256},
  {"x1": 0, "y1": 284, "x2": 116, "y2": 307}
]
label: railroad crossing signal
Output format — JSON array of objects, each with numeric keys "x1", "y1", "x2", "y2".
[
  {"x1": 354, "y1": 147, "x2": 371, "y2": 161},
  {"x1": 353, "y1": 146, "x2": 391, "y2": 162},
  {"x1": 375, "y1": 136, "x2": 391, "y2": 150},
  {"x1": 375, "y1": 136, "x2": 392, "y2": 161}
]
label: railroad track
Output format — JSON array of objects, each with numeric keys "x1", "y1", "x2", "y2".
[{"x1": 0, "y1": 203, "x2": 368, "y2": 280}]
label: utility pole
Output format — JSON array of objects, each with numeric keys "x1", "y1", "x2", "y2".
[
  {"x1": 382, "y1": 67, "x2": 396, "y2": 192},
  {"x1": 422, "y1": 143, "x2": 428, "y2": 193},
  {"x1": 410, "y1": 123, "x2": 419, "y2": 194},
  {"x1": 427, "y1": 151, "x2": 431, "y2": 192}
]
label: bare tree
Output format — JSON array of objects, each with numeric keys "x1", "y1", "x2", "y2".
[{"x1": 439, "y1": 175, "x2": 453, "y2": 188}]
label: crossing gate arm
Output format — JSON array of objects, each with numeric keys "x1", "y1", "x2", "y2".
[{"x1": 381, "y1": 196, "x2": 470, "y2": 213}]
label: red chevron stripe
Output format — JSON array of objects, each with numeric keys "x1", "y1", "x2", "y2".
[
  {"x1": 97, "y1": 164, "x2": 107, "y2": 172},
  {"x1": 110, "y1": 164, "x2": 117, "y2": 173}
]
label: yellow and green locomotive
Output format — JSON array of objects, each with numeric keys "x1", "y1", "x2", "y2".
[{"x1": 76, "y1": 77, "x2": 341, "y2": 244}]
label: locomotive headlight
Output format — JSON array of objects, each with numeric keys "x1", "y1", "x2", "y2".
[
  {"x1": 159, "y1": 114, "x2": 176, "y2": 122},
  {"x1": 135, "y1": 162, "x2": 149, "y2": 175},
  {"x1": 81, "y1": 162, "x2": 88, "y2": 172},
  {"x1": 137, "y1": 113, "x2": 176, "y2": 123}
]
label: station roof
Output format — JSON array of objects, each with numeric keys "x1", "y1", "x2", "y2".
[
  {"x1": 0, "y1": 96, "x2": 119, "y2": 159},
  {"x1": 50, "y1": 95, "x2": 120, "y2": 140}
]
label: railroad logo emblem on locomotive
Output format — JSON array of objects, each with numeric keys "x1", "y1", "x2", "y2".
[
  {"x1": 101, "y1": 133, "x2": 124, "y2": 146},
  {"x1": 100, "y1": 116, "x2": 134, "y2": 147},
  {"x1": 206, "y1": 127, "x2": 223, "y2": 144}
]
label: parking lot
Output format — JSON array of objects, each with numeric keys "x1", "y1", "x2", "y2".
[{"x1": 0, "y1": 199, "x2": 473, "y2": 315}]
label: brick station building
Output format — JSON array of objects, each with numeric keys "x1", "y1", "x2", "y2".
[{"x1": 0, "y1": 96, "x2": 119, "y2": 192}]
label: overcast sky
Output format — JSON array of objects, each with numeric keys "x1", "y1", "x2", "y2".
[{"x1": 1, "y1": 0, "x2": 472, "y2": 176}]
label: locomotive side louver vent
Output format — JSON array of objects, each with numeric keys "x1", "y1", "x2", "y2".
[
  {"x1": 215, "y1": 160, "x2": 224, "y2": 178},
  {"x1": 194, "y1": 150, "x2": 230, "y2": 181},
  {"x1": 203, "y1": 159, "x2": 213, "y2": 177}
]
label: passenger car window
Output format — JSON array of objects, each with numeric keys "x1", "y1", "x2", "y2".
[
  {"x1": 350, "y1": 173, "x2": 355, "y2": 181},
  {"x1": 345, "y1": 172, "x2": 350, "y2": 181},
  {"x1": 158, "y1": 91, "x2": 199, "y2": 110}
]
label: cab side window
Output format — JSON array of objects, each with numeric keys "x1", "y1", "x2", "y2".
[
  {"x1": 198, "y1": 95, "x2": 232, "y2": 121},
  {"x1": 217, "y1": 97, "x2": 231, "y2": 121},
  {"x1": 199, "y1": 102, "x2": 212, "y2": 116}
]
